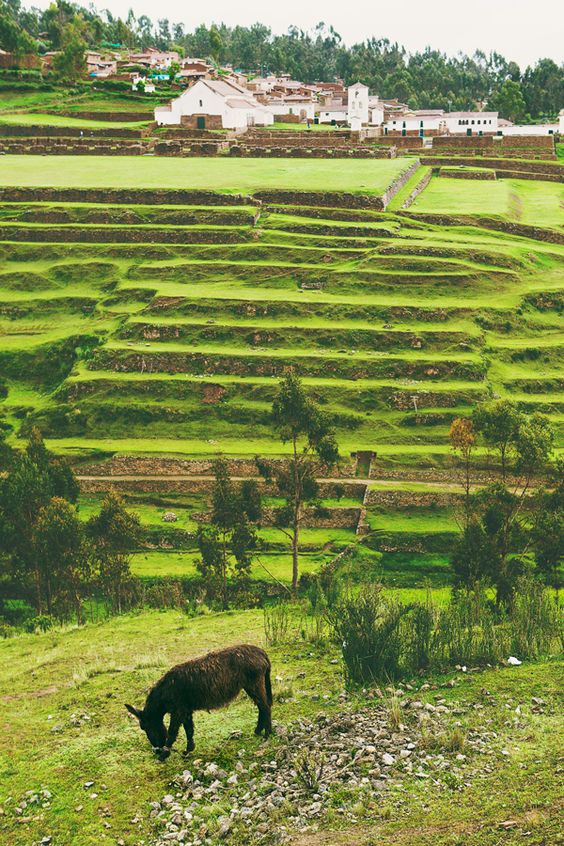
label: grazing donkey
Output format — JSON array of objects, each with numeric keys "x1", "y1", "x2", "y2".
[{"x1": 125, "y1": 644, "x2": 272, "y2": 760}]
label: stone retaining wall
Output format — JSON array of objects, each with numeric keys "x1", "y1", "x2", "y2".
[
  {"x1": 381, "y1": 159, "x2": 421, "y2": 208},
  {"x1": 438, "y1": 167, "x2": 496, "y2": 179},
  {"x1": 421, "y1": 156, "x2": 563, "y2": 178},
  {"x1": 0, "y1": 225, "x2": 249, "y2": 244},
  {"x1": 0, "y1": 188, "x2": 252, "y2": 206},
  {"x1": 194, "y1": 505, "x2": 362, "y2": 529},
  {"x1": 401, "y1": 168, "x2": 433, "y2": 209},
  {"x1": 253, "y1": 190, "x2": 385, "y2": 209},
  {"x1": 154, "y1": 140, "x2": 226, "y2": 156},
  {"x1": 364, "y1": 488, "x2": 461, "y2": 507},
  {"x1": 0, "y1": 124, "x2": 148, "y2": 139},
  {"x1": 400, "y1": 211, "x2": 564, "y2": 244},
  {"x1": 230, "y1": 145, "x2": 393, "y2": 158},
  {"x1": 76, "y1": 454, "x2": 357, "y2": 479}
]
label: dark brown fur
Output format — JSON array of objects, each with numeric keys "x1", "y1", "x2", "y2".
[{"x1": 125, "y1": 644, "x2": 272, "y2": 759}]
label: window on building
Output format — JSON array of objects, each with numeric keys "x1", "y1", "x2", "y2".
[{"x1": 199, "y1": 99, "x2": 203, "y2": 108}]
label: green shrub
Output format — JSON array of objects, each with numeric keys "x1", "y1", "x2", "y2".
[
  {"x1": 329, "y1": 581, "x2": 562, "y2": 685},
  {"x1": 24, "y1": 614, "x2": 55, "y2": 633},
  {"x1": 328, "y1": 587, "x2": 409, "y2": 683},
  {"x1": 509, "y1": 577, "x2": 563, "y2": 658},
  {"x1": 435, "y1": 588, "x2": 507, "y2": 666}
]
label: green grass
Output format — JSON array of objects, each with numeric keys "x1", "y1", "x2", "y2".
[
  {"x1": 411, "y1": 176, "x2": 564, "y2": 229},
  {"x1": 0, "y1": 607, "x2": 561, "y2": 846},
  {"x1": 0, "y1": 113, "x2": 149, "y2": 129},
  {"x1": 0, "y1": 155, "x2": 416, "y2": 194}
]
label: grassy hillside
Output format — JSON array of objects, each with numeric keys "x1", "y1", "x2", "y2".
[
  {"x1": 0, "y1": 157, "x2": 562, "y2": 570},
  {"x1": 0, "y1": 607, "x2": 561, "y2": 846}
]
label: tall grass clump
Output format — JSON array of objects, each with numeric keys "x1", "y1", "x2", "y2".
[
  {"x1": 328, "y1": 586, "x2": 410, "y2": 683},
  {"x1": 329, "y1": 581, "x2": 562, "y2": 685},
  {"x1": 264, "y1": 601, "x2": 291, "y2": 646},
  {"x1": 435, "y1": 587, "x2": 506, "y2": 666},
  {"x1": 508, "y1": 577, "x2": 563, "y2": 658}
]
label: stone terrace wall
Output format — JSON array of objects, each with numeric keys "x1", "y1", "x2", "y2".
[
  {"x1": 420, "y1": 156, "x2": 563, "y2": 180},
  {"x1": 0, "y1": 138, "x2": 149, "y2": 156},
  {"x1": 400, "y1": 211, "x2": 564, "y2": 245},
  {"x1": 400, "y1": 167, "x2": 433, "y2": 209},
  {"x1": 433, "y1": 135, "x2": 494, "y2": 152},
  {"x1": 0, "y1": 187, "x2": 252, "y2": 206},
  {"x1": 0, "y1": 124, "x2": 148, "y2": 139},
  {"x1": 0, "y1": 225, "x2": 249, "y2": 244},
  {"x1": 252, "y1": 189, "x2": 385, "y2": 209},
  {"x1": 438, "y1": 167, "x2": 496, "y2": 179},
  {"x1": 364, "y1": 488, "x2": 461, "y2": 508},
  {"x1": 230, "y1": 145, "x2": 393, "y2": 158},
  {"x1": 373, "y1": 136, "x2": 424, "y2": 149},
  {"x1": 157, "y1": 128, "x2": 230, "y2": 140},
  {"x1": 154, "y1": 140, "x2": 227, "y2": 156},
  {"x1": 77, "y1": 454, "x2": 357, "y2": 479},
  {"x1": 381, "y1": 159, "x2": 421, "y2": 207}
]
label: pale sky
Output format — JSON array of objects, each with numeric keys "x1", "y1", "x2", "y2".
[{"x1": 34, "y1": 0, "x2": 564, "y2": 68}]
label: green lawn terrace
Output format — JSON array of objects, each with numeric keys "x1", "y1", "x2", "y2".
[
  {"x1": 0, "y1": 168, "x2": 562, "y2": 480},
  {"x1": 72, "y1": 487, "x2": 456, "y2": 587},
  {"x1": 0, "y1": 155, "x2": 415, "y2": 194}
]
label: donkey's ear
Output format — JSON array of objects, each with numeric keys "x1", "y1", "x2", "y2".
[{"x1": 125, "y1": 703, "x2": 142, "y2": 719}]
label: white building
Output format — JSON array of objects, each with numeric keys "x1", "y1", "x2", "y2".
[
  {"x1": 383, "y1": 110, "x2": 446, "y2": 135},
  {"x1": 560, "y1": 109, "x2": 564, "y2": 133},
  {"x1": 131, "y1": 75, "x2": 155, "y2": 94},
  {"x1": 499, "y1": 123, "x2": 558, "y2": 135},
  {"x1": 444, "y1": 111, "x2": 498, "y2": 134},
  {"x1": 383, "y1": 109, "x2": 498, "y2": 136},
  {"x1": 267, "y1": 96, "x2": 315, "y2": 122},
  {"x1": 316, "y1": 104, "x2": 348, "y2": 124},
  {"x1": 154, "y1": 79, "x2": 274, "y2": 129},
  {"x1": 368, "y1": 97, "x2": 385, "y2": 127},
  {"x1": 347, "y1": 82, "x2": 369, "y2": 130}
]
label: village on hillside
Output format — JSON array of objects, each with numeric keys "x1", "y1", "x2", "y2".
[{"x1": 2, "y1": 43, "x2": 563, "y2": 136}]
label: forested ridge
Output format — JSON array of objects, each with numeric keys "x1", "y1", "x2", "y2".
[{"x1": 1, "y1": 0, "x2": 563, "y2": 119}]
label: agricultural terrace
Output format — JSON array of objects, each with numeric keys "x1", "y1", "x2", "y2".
[
  {"x1": 0, "y1": 155, "x2": 562, "y2": 580},
  {"x1": 0, "y1": 155, "x2": 415, "y2": 194}
]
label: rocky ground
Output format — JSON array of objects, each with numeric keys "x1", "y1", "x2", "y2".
[{"x1": 151, "y1": 677, "x2": 517, "y2": 846}]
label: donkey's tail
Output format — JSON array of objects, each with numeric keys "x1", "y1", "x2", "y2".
[{"x1": 265, "y1": 666, "x2": 273, "y2": 707}]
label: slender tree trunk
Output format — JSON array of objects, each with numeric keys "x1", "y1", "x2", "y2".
[
  {"x1": 222, "y1": 531, "x2": 228, "y2": 610},
  {"x1": 291, "y1": 435, "x2": 300, "y2": 596},
  {"x1": 291, "y1": 505, "x2": 300, "y2": 596},
  {"x1": 34, "y1": 564, "x2": 43, "y2": 614}
]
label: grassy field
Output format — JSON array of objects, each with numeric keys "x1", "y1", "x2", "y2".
[
  {"x1": 0, "y1": 607, "x2": 561, "y2": 846},
  {"x1": 0, "y1": 113, "x2": 149, "y2": 129},
  {"x1": 411, "y1": 175, "x2": 564, "y2": 229},
  {"x1": 0, "y1": 155, "x2": 415, "y2": 193}
]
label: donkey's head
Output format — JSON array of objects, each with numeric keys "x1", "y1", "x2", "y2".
[{"x1": 125, "y1": 703, "x2": 169, "y2": 760}]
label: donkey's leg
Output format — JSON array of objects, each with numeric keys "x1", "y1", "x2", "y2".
[
  {"x1": 183, "y1": 713, "x2": 195, "y2": 755},
  {"x1": 166, "y1": 711, "x2": 182, "y2": 750},
  {"x1": 244, "y1": 679, "x2": 271, "y2": 738}
]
